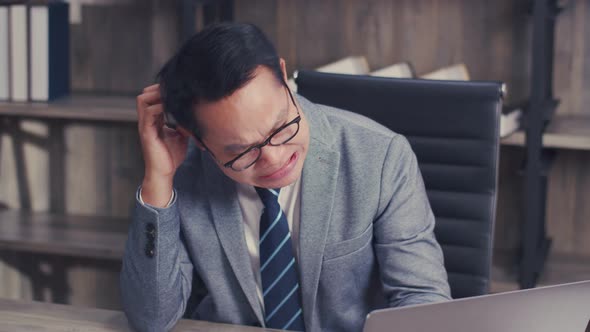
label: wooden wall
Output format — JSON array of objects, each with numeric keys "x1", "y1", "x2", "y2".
[
  {"x1": 546, "y1": 0, "x2": 590, "y2": 257},
  {"x1": 235, "y1": 0, "x2": 531, "y2": 100},
  {"x1": 1, "y1": 0, "x2": 589, "y2": 309}
]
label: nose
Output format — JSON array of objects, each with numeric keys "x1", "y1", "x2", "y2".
[{"x1": 257, "y1": 145, "x2": 286, "y2": 169}]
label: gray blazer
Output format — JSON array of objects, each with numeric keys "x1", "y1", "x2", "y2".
[{"x1": 120, "y1": 95, "x2": 451, "y2": 332}]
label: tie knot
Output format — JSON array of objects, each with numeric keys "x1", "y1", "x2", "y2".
[{"x1": 255, "y1": 187, "x2": 281, "y2": 206}]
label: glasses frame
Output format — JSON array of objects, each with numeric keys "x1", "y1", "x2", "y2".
[{"x1": 168, "y1": 81, "x2": 300, "y2": 172}]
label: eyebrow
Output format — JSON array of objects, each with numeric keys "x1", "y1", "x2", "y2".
[{"x1": 224, "y1": 104, "x2": 290, "y2": 154}]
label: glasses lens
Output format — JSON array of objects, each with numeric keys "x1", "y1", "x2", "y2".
[
  {"x1": 269, "y1": 122, "x2": 299, "y2": 146},
  {"x1": 231, "y1": 148, "x2": 261, "y2": 171}
]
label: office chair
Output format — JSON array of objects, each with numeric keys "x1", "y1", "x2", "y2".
[{"x1": 295, "y1": 70, "x2": 502, "y2": 299}]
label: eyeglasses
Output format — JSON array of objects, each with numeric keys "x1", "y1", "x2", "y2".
[{"x1": 165, "y1": 83, "x2": 301, "y2": 172}]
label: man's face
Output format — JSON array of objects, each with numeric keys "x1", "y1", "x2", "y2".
[{"x1": 194, "y1": 66, "x2": 310, "y2": 189}]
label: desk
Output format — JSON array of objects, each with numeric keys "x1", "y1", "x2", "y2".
[{"x1": 0, "y1": 298, "x2": 277, "y2": 332}]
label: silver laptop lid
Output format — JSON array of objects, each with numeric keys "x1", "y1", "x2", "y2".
[{"x1": 364, "y1": 280, "x2": 590, "y2": 332}]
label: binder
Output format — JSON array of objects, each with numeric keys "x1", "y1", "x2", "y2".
[
  {"x1": 9, "y1": 2, "x2": 28, "y2": 102},
  {"x1": 0, "y1": 4, "x2": 9, "y2": 100},
  {"x1": 30, "y1": 1, "x2": 69, "y2": 101}
]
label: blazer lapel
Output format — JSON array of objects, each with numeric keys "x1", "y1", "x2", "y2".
[
  {"x1": 202, "y1": 157, "x2": 265, "y2": 325},
  {"x1": 299, "y1": 137, "x2": 340, "y2": 329}
]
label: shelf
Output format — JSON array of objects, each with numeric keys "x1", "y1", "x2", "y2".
[
  {"x1": 0, "y1": 95, "x2": 137, "y2": 123},
  {"x1": 0, "y1": 210, "x2": 128, "y2": 260},
  {"x1": 501, "y1": 115, "x2": 590, "y2": 150}
]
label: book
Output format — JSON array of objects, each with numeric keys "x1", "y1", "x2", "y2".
[
  {"x1": 30, "y1": 1, "x2": 69, "y2": 101},
  {"x1": 288, "y1": 55, "x2": 371, "y2": 93},
  {"x1": 420, "y1": 63, "x2": 470, "y2": 81},
  {"x1": 315, "y1": 56, "x2": 370, "y2": 75},
  {"x1": 0, "y1": 4, "x2": 9, "y2": 100},
  {"x1": 370, "y1": 61, "x2": 415, "y2": 78},
  {"x1": 9, "y1": 3, "x2": 28, "y2": 101},
  {"x1": 421, "y1": 62, "x2": 522, "y2": 137},
  {"x1": 501, "y1": 106, "x2": 523, "y2": 138}
]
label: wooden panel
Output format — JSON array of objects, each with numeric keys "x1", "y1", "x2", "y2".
[
  {"x1": 546, "y1": 0, "x2": 590, "y2": 257},
  {"x1": 275, "y1": 0, "x2": 297, "y2": 75},
  {"x1": 546, "y1": 151, "x2": 590, "y2": 255},
  {"x1": 64, "y1": 257, "x2": 123, "y2": 309},
  {"x1": 237, "y1": 0, "x2": 531, "y2": 103},
  {"x1": 554, "y1": 0, "x2": 590, "y2": 118},
  {"x1": 151, "y1": 0, "x2": 180, "y2": 74},
  {"x1": 0, "y1": 253, "x2": 31, "y2": 300},
  {"x1": 71, "y1": 2, "x2": 153, "y2": 93}
]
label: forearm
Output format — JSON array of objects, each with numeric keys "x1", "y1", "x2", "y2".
[
  {"x1": 141, "y1": 175, "x2": 174, "y2": 208},
  {"x1": 374, "y1": 218, "x2": 451, "y2": 307},
  {"x1": 120, "y1": 187, "x2": 193, "y2": 332},
  {"x1": 375, "y1": 135, "x2": 451, "y2": 307}
]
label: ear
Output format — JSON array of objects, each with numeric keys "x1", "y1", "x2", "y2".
[{"x1": 279, "y1": 58, "x2": 289, "y2": 84}]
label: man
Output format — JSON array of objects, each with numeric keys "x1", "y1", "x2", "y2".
[{"x1": 120, "y1": 22, "x2": 450, "y2": 332}]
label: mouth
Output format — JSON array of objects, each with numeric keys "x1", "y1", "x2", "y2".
[{"x1": 260, "y1": 152, "x2": 299, "y2": 181}]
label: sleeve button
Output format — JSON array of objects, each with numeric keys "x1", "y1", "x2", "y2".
[{"x1": 145, "y1": 243, "x2": 155, "y2": 258}]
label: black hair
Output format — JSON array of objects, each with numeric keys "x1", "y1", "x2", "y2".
[{"x1": 157, "y1": 22, "x2": 284, "y2": 136}]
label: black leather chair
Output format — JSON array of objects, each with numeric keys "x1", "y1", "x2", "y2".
[{"x1": 295, "y1": 70, "x2": 502, "y2": 299}]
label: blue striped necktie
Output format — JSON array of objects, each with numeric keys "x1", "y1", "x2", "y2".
[{"x1": 255, "y1": 187, "x2": 305, "y2": 331}]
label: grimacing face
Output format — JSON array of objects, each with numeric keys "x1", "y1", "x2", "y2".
[{"x1": 192, "y1": 61, "x2": 310, "y2": 189}]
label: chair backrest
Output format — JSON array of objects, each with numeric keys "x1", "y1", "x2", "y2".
[{"x1": 295, "y1": 70, "x2": 502, "y2": 299}]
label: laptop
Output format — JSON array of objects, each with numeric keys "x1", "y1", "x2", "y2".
[{"x1": 363, "y1": 280, "x2": 590, "y2": 332}]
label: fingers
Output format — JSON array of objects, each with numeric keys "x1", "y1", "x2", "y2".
[
  {"x1": 137, "y1": 102, "x2": 164, "y2": 139},
  {"x1": 143, "y1": 84, "x2": 159, "y2": 93},
  {"x1": 142, "y1": 103, "x2": 165, "y2": 127},
  {"x1": 162, "y1": 126, "x2": 183, "y2": 139},
  {"x1": 137, "y1": 84, "x2": 185, "y2": 141},
  {"x1": 136, "y1": 90, "x2": 162, "y2": 125},
  {"x1": 145, "y1": 103, "x2": 164, "y2": 115},
  {"x1": 137, "y1": 91, "x2": 161, "y2": 108}
]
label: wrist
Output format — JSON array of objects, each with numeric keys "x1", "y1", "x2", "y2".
[{"x1": 141, "y1": 175, "x2": 174, "y2": 208}]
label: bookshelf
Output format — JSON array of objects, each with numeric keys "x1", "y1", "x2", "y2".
[
  {"x1": 0, "y1": 95, "x2": 135, "y2": 303},
  {"x1": 0, "y1": 95, "x2": 135, "y2": 262},
  {"x1": 0, "y1": 95, "x2": 136, "y2": 122},
  {"x1": 0, "y1": 0, "x2": 235, "y2": 305},
  {"x1": 502, "y1": 115, "x2": 590, "y2": 150}
]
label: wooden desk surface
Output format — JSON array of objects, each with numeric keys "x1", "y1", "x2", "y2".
[{"x1": 0, "y1": 298, "x2": 278, "y2": 332}]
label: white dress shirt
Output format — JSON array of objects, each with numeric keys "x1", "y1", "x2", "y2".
[
  {"x1": 139, "y1": 177, "x2": 302, "y2": 312},
  {"x1": 236, "y1": 177, "x2": 301, "y2": 312}
]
